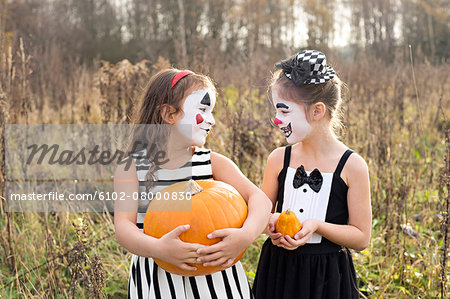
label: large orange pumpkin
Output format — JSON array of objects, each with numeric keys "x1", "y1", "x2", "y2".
[
  {"x1": 275, "y1": 209, "x2": 302, "y2": 238},
  {"x1": 143, "y1": 180, "x2": 248, "y2": 276}
]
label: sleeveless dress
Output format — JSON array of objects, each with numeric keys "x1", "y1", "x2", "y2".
[
  {"x1": 252, "y1": 146, "x2": 359, "y2": 299},
  {"x1": 127, "y1": 147, "x2": 254, "y2": 299}
]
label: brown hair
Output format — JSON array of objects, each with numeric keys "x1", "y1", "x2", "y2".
[
  {"x1": 126, "y1": 68, "x2": 215, "y2": 190},
  {"x1": 269, "y1": 69, "x2": 345, "y2": 137},
  {"x1": 133, "y1": 68, "x2": 215, "y2": 125}
]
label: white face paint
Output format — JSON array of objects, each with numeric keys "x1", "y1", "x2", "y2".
[
  {"x1": 176, "y1": 88, "x2": 216, "y2": 146},
  {"x1": 272, "y1": 89, "x2": 312, "y2": 144}
]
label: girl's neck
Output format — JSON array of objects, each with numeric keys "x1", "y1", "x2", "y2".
[
  {"x1": 166, "y1": 144, "x2": 193, "y2": 157},
  {"x1": 160, "y1": 137, "x2": 195, "y2": 170},
  {"x1": 295, "y1": 126, "x2": 343, "y2": 158}
]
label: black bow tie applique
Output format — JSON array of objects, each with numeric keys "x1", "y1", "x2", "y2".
[{"x1": 293, "y1": 165, "x2": 323, "y2": 193}]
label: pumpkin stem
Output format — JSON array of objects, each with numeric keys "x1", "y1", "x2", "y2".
[
  {"x1": 186, "y1": 179, "x2": 203, "y2": 196},
  {"x1": 285, "y1": 209, "x2": 291, "y2": 215}
]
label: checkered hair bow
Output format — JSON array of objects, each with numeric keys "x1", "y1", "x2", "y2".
[{"x1": 275, "y1": 50, "x2": 336, "y2": 86}]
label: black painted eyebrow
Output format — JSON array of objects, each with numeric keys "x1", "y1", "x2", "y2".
[
  {"x1": 276, "y1": 103, "x2": 289, "y2": 109},
  {"x1": 200, "y1": 93, "x2": 211, "y2": 106}
]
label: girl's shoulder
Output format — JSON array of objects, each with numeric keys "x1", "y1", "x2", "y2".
[
  {"x1": 209, "y1": 150, "x2": 233, "y2": 167},
  {"x1": 114, "y1": 156, "x2": 138, "y2": 181},
  {"x1": 341, "y1": 151, "x2": 369, "y2": 185},
  {"x1": 345, "y1": 151, "x2": 368, "y2": 173},
  {"x1": 268, "y1": 146, "x2": 288, "y2": 162},
  {"x1": 265, "y1": 146, "x2": 289, "y2": 173}
]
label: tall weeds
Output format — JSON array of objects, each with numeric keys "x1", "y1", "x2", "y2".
[
  {"x1": 0, "y1": 36, "x2": 448, "y2": 297},
  {"x1": 439, "y1": 130, "x2": 449, "y2": 298}
]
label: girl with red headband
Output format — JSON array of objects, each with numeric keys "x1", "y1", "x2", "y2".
[
  {"x1": 114, "y1": 69, "x2": 271, "y2": 298},
  {"x1": 252, "y1": 50, "x2": 372, "y2": 298}
]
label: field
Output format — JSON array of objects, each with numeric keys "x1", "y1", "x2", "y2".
[{"x1": 0, "y1": 40, "x2": 449, "y2": 298}]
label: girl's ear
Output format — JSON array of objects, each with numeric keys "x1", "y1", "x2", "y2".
[
  {"x1": 312, "y1": 102, "x2": 327, "y2": 121},
  {"x1": 161, "y1": 104, "x2": 181, "y2": 124}
]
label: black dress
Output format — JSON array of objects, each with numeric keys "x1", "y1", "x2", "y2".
[{"x1": 252, "y1": 146, "x2": 359, "y2": 299}]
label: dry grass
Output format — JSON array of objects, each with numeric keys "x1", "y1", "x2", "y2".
[{"x1": 0, "y1": 32, "x2": 449, "y2": 298}]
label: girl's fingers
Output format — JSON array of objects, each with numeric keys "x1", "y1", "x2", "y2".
[
  {"x1": 197, "y1": 251, "x2": 222, "y2": 263},
  {"x1": 185, "y1": 243, "x2": 206, "y2": 252},
  {"x1": 197, "y1": 243, "x2": 222, "y2": 255},
  {"x1": 273, "y1": 235, "x2": 287, "y2": 246},
  {"x1": 179, "y1": 263, "x2": 197, "y2": 271},
  {"x1": 279, "y1": 237, "x2": 290, "y2": 246},
  {"x1": 203, "y1": 257, "x2": 228, "y2": 267},
  {"x1": 296, "y1": 231, "x2": 313, "y2": 244},
  {"x1": 295, "y1": 228, "x2": 311, "y2": 240},
  {"x1": 184, "y1": 250, "x2": 202, "y2": 259},
  {"x1": 271, "y1": 234, "x2": 286, "y2": 245},
  {"x1": 207, "y1": 228, "x2": 232, "y2": 239},
  {"x1": 269, "y1": 235, "x2": 281, "y2": 242},
  {"x1": 294, "y1": 231, "x2": 304, "y2": 240},
  {"x1": 269, "y1": 232, "x2": 282, "y2": 239},
  {"x1": 183, "y1": 257, "x2": 200, "y2": 264},
  {"x1": 279, "y1": 243, "x2": 292, "y2": 250},
  {"x1": 168, "y1": 224, "x2": 190, "y2": 238},
  {"x1": 220, "y1": 259, "x2": 234, "y2": 268},
  {"x1": 279, "y1": 237, "x2": 298, "y2": 249},
  {"x1": 284, "y1": 235, "x2": 298, "y2": 246}
]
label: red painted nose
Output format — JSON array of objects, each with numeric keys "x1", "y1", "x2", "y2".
[{"x1": 273, "y1": 117, "x2": 282, "y2": 125}]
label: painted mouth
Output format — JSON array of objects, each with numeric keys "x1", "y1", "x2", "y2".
[
  {"x1": 280, "y1": 123, "x2": 292, "y2": 138},
  {"x1": 201, "y1": 128, "x2": 210, "y2": 134}
]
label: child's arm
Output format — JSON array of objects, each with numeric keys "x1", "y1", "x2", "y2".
[
  {"x1": 261, "y1": 148, "x2": 283, "y2": 213},
  {"x1": 280, "y1": 153, "x2": 372, "y2": 251},
  {"x1": 196, "y1": 152, "x2": 273, "y2": 268},
  {"x1": 114, "y1": 159, "x2": 201, "y2": 271},
  {"x1": 260, "y1": 148, "x2": 285, "y2": 245}
]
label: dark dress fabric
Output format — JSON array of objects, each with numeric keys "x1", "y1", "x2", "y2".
[{"x1": 252, "y1": 146, "x2": 360, "y2": 299}]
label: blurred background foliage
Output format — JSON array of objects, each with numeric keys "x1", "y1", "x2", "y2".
[{"x1": 0, "y1": 0, "x2": 449, "y2": 298}]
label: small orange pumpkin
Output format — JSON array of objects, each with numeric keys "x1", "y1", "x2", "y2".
[
  {"x1": 275, "y1": 209, "x2": 302, "y2": 238},
  {"x1": 143, "y1": 180, "x2": 248, "y2": 276}
]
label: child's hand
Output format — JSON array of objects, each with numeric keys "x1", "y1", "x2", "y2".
[
  {"x1": 195, "y1": 228, "x2": 251, "y2": 269},
  {"x1": 267, "y1": 213, "x2": 283, "y2": 246},
  {"x1": 279, "y1": 219, "x2": 319, "y2": 250},
  {"x1": 155, "y1": 224, "x2": 204, "y2": 272}
]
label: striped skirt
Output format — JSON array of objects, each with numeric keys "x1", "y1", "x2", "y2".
[{"x1": 128, "y1": 254, "x2": 254, "y2": 299}]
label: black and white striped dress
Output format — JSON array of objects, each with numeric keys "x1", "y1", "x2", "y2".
[{"x1": 128, "y1": 147, "x2": 254, "y2": 299}]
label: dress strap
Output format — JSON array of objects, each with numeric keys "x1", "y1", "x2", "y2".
[
  {"x1": 275, "y1": 146, "x2": 292, "y2": 213},
  {"x1": 334, "y1": 149, "x2": 354, "y2": 176},
  {"x1": 283, "y1": 145, "x2": 292, "y2": 169}
]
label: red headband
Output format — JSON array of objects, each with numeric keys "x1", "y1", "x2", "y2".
[{"x1": 171, "y1": 70, "x2": 194, "y2": 88}]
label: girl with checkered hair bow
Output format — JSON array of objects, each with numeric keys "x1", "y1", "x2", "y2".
[{"x1": 252, "y1": 50, "x2": 372, "y2": 299}]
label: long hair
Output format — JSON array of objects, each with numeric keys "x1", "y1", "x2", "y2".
[{"x1": 125, "y1": 69, "x2": 215, "y2": 191}]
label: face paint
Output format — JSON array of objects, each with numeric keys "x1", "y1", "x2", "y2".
[
  {"x1": 176, "y1": 88, "x2": 216, "y2": 146},
  {"x1": 200, "y1": 93, "x2": 211, "y2": 106},
  {"x1": 276, "y1": 103, "x2": 289, "y2": 109},
  {"x1": 280, "y1": 123, "x2": 292, "y2": 138},
  {"x1": 196, "y1": 113, "x2": 204, "y2": 124},
  {"x1": 273, "y1": 117, "x2": 282, "y2": 125},
  {"x1": 272, "y1": 89, "x2": 312, "y2": 144}
]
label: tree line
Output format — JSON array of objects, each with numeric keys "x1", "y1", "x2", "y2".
[{"x1": 2, "y1": 0, "x2": 448, "y2": 67}]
